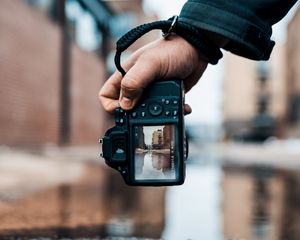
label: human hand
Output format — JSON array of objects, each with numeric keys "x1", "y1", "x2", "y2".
[{"x1": 99, "y1": 35, "x2": 208, "y2": 113}]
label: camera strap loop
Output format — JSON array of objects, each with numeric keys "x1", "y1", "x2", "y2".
[
  {"x1": 162, "y1": 15, "x2": 178, "y2": 39},
  {"x1": 114, "y1": 16, "x2": 223, "y2": 77}
]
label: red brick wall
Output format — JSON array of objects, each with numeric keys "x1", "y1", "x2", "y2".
[
  {"x1": 70, "y1": 47, "x2": 106, "y2": 145},
  {"x1": 0, "y1": 0, "x2": 107, "y2": 146}
]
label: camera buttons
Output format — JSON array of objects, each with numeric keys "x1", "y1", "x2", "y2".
[
  {"x1": 141, "y1": 103, "x2": 146, "y2": 108},
  {"x1": 115, "y1": 108, "x2": 126, "y2": 125},
  {"x1": 165, "y1": 100, "x2": 170, "y2": 105},
  {"x1": 173, "y1": 110, "x2": 178, "y2": 116},
  {"x1": 141, "y1": 111, "x2": 146, "y2": 117},
  {"x1": 165, "y1": 111, "x2": 170, "y2": 116},
  {"x1": 173, "y1": 100, "x2": 178, "y2": 105},
  {"x1": 131, "y1": 112, "x2": 137, "y2": 118},
  {"x1": 149, "y1": 103, "x2": 163, "y2": 116}
]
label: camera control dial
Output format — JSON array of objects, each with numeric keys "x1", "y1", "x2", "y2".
[{"x1": 148, "y1": 102, "x2": 163, "y2": 116}]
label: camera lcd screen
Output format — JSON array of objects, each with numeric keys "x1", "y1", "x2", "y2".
[{"x1": 134, "y1": 125, "x2": 176, "y2": 181}]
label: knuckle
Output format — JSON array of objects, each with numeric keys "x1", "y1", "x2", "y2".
[
  {"x1": 121, "y1": 76, "x2": 141, "y2": 91},
  {"x1": 103, "y1": 102, "x2": 116, "y2": 113}
]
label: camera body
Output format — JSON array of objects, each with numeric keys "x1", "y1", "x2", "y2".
[{"x1": 101, "y1": 79, "x2": 187, "y2": 186}]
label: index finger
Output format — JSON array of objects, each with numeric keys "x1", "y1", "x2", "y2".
[
  {"x1": 98, "y1": 49, "x2": 146, "y2": 113},
  {"x1": 99, "y1": 71, "x2": 123, "y2": 113}
]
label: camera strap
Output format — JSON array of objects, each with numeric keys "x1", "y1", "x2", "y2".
[{"x1": 114, "y1": 15, "x2": 223, "y2": 77}]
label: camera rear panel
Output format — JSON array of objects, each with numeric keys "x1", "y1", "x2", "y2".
[
  {"x1": 102, "y1": 79, "x2": 186, "y2": 186},
  {"x1": 127, "y1": 80, "x2": 186, "y2": 186}
]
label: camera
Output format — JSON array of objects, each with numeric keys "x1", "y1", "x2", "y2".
[{"x1": 100, "y1": 79, "x2": 188, "y2": 186}]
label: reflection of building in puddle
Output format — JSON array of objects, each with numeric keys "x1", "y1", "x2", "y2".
[
  {"x1": 135, "y1": 152, "x2": 175, "y2": 180},
  {"x1": 152, "y1": 129, "x2": 163, "y2": 149},
  {"x1": 222, "y1": 166, "x2": 300, "y2": 240},
  {"x1": 151, "y1": 152, "x2": 173, "y2": 174},
  {"x1": 135, "y1": 152, "x2": 146, "y2": 176}
]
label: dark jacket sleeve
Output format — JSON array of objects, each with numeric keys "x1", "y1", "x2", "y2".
[{"x1": 179, "y1": 0, "x2": 298, "y2": 60}]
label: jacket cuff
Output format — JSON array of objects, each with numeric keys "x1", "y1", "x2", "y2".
[{"x1": 179, "y1": 1, "x2": 275, "y2": 60}]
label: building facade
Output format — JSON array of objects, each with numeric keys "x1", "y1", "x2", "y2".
[
  {"x1": 286, "y1": 6, "x2": 300, "y2": 137},
  {"x1": 223, "y1": 5, "x2": 300, "y2": 140},
  {"x1": 0, "y1": 0, "x2": 157, "y2": 147}
]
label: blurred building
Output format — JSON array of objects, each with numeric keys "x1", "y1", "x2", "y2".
[
  {"x1": 223, "y1": 43, "x2": 287, "y2": 141},
  {"x1": 152, "y1": 129, "x2": 163, "y2": 148},
  {"x1": 104, "y1": 0, "x2": 159, "y2": 75},
  {"x1": 223, "y1": 6, "x2": 300, "y2": 141},
  {"x1": 136, "y1": 126, "x2": 146, "y2": 149},
  {"x1": 286, "y1": 7, "x2": 300, "y2": 137},
  {"x1": 0, "y1": 0, "x2": 157, "y2": 147},
  {"x1": 162, "y1": 125, "x2": 173, "y2": 149}
]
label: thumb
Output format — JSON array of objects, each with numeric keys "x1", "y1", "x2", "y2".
[{"x1": 119, "y1": 58, "x2": 160, "y2": 110}]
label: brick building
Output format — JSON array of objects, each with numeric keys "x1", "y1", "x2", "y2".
[
  {"x1": 223, "y1": 44, "x2": 287, "y2": 140},
  {"x1": 0, "y1": 0, "x2": 108, "y2": 146},
  {"x1": 286, "y1": 6, "x2": 300, "y2": 136},
  {"x1": 0, "y1": 0, "x2": 157, "y2": 147},
  {"x1": 223, "y1": 6, "x2": 300, "y2": 140}
]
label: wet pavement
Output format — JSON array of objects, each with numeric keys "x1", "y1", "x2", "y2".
[
  {"x1": 0, "y1": 141, "x2": 299, "y2": 239},
  {"x1": 0, "y1": 147, "x2": 165, "y2": 239}
]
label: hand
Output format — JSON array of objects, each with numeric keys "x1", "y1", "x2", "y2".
[{"x1": 99, "y1": 35, "x2": 208, "y2": 113}]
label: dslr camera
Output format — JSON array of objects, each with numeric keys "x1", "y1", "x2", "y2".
[{"x1": 100, "y1": 79, "x2": 188, "y2": 186}]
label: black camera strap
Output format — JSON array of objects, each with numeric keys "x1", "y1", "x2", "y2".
[{"x1": 114, "y1": 15, "x2": 223, "y2": 77}]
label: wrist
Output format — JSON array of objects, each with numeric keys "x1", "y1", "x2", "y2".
[{"x1": 164, "y1": 34, "x2": 209, "y2": 64}]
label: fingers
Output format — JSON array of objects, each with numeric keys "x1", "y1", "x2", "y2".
[
  {"x1": 184, "y1": 104, "x2": 192, "y2": 115},
  {"x1": 99, "y1": 46, "x2": 151, "y2": 112},
  {"x1": 98, "y1": 71, "x2": 123, "y2": 113},
  {"x1": 99, "y1": 36, "x2": 207, "y2": 113},
  {"x1": 119, "y1": 56, "x2": 160, "y2": 110},
  {"x1": 99, "y1": 44, "x2": 161, "y2": 112}
]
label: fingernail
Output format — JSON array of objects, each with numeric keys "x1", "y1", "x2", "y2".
[{"x1": 121, "y1": 97, "x2": 133, "y2": 108}]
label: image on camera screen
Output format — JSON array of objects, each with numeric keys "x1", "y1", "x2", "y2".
[{"x1": 134, "y1": 125, "x2": 176, "y2": 181}]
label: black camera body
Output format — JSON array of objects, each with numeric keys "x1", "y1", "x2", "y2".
[{"x1": 101, "y1": 79, "x2": 187, "y2": 186}]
